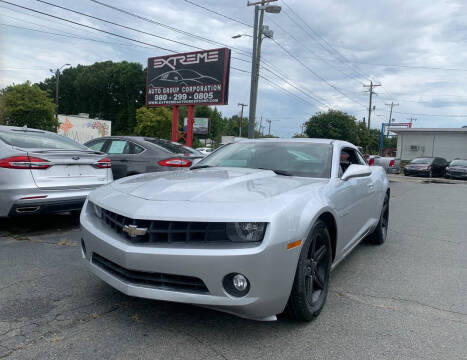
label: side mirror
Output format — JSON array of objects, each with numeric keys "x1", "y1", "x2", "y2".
[{"x1": 341, "y1": 164, "x2": 372, "y2": 181}]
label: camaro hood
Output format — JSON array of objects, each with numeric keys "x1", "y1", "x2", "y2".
[{"x1": 110, "y1": 168, "x2": 326, "y2": 202}]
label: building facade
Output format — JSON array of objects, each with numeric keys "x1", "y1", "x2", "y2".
[{"x1": 392, "y1": 128, "x2": 467, "y2": 162}]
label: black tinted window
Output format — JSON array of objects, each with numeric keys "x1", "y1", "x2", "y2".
[{"x1": 0, "y1": 130, "x2": 86, "y2": 150}]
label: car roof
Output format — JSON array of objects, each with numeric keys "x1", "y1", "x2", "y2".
[
  {"x1": 234, "y1": 138, "x2": 357, "y2": 148},
  {"x1": 0, "y1": 125, "x2": 51, "y2": 134}
]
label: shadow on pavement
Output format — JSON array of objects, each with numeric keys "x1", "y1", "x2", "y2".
[{"x1": 0, "y1": 212, "x2": 80, "y2": 236}]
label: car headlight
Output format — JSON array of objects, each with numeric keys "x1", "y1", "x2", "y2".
[
  {"x1": 92, "y1": 202, "x2": 102, "y2": 219},
  {"x1": 226, "y1": 222, "x2": 267, "y2": 242}
]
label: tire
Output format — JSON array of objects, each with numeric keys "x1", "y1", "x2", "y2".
[
  {"x1": 286, "y1": 220, "x2": 332, "y2": 322},
  {"x1": 367, "y1": 194, "x2": 389, "y2": 245},
  {"x1": 428, "y1": 170, "x2": 433, "y2": 178}
]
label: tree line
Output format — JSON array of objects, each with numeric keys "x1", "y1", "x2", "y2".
[{"x1": 0, "y1": 60, "x2": 395, "y2": 152}]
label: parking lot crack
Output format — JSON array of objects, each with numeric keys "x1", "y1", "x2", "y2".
[
  {"x1": 334, "y1": 290, "x2": 467, "y2": 324},
  {"x1": 0, "y1": 273, "x2": 60, "y2": 294}
]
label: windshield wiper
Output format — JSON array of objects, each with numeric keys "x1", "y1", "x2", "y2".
[
  {"x1": 190, "y1": 165, "x2": 215, "y2": 170},
  {"x1": 257, "y1": 168, "x2": 293, "y2": 176}
]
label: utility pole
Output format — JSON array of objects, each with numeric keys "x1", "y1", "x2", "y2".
[
  {"x1": 246, "y1": 0, "x2": 280, "y2": 139},
  {"x1": 363, "y1": 81, "x2": 381, "y2": 129},
  {"x1": 385, "y1": 102, "x2": 399, "y2": 136},
  {"x1": 407, "y1": 117, "x2": 417, "y2": 127},
  {"x1": 258, "y1": 116, "x2": 263, "y2": 136},
  {"x1": 50, "y1": 63, "x2": 70, "y2": 118},
  {"x1": 237, "y1": 103, "x2": 248, "y2": 137},
  {"x1": 266, "y1": 119, "x2": 272, "y2": 135}
]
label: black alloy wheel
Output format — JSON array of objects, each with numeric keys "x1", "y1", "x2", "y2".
[{"x1": 286, "y1": 220, "x2": 332, "y2": 321}]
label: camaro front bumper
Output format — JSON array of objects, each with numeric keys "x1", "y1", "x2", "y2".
[{"x1": 80, "y1": 201, "x2": 300, "y2": 320}]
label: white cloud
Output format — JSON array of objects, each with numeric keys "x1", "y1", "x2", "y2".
[{"x1": 1, "y1": 0, "x2": 466, "y2": 136}]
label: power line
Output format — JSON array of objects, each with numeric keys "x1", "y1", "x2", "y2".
[
  {"x1": 0, "y1": 23, "x2": 154, "y2": 50},
  {"x1": 394, "y1": 111, "x2": 467, "y2": 118},
  {"x1": 270, "y1": 37, "x2": 366, "y2": 107},
  {"x1": 89, "y1": 0, "x2": 252, "y2": 58},
  {"x1": 182, "y1": 0, "x2": 252, "y2": 28},
  {"x1": 36, "y1": 0, "x2": 207, "y2": 51},
  {"x1": 0, "y1": 0, "x2": 180, "y2": 52},
  {"x1": 281, "y1": 1, "x2": 370, "y2": 82}
]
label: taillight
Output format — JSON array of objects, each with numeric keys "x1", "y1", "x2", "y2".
[
  {"x1": 94, "y1": 157, "x2": 111, "y2": 169},
  {"x1": 368, "y1": 158, "x2": 375, "y2": 166},
  {"x1": 389, "y1": 159, "x2": 395, "y2": 167},
  {"x1": 158, "y1": 158, "x2": 192, "y2": 167},
  {"x1": 0, "y1": 156, "x2": 51, "y2": 169}
]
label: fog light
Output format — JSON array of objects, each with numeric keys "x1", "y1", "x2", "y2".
[
  {"x1": 223, "y1": 273, "x2": 250, "y2": 297},
  {"x1": 233, "y1": 274, "x2": 248, "y2": 291}
]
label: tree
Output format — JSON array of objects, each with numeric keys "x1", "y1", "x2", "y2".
[
  {"x1": 304, "y1": 110, "x2": 360, "y2": 143},
  {"x1": 38, "y1": 61, "x2": 146, "y2": 134},
  {"x1": 0, "y1": 82, "x2": 58, "y2": 131},
  {"x1": 134, "y1": 107, "x2": 172, "y2": 139},
  {"x1": 292, "y1": 133, "x2": 307, "y2": 138}
]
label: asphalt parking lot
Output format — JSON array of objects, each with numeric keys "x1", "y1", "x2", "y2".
[{"x1": 1, "y1": 178, "x2": 466, "y2": 359}]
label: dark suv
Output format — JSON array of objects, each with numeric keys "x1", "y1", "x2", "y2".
[
  {"x1": 404, "y1": 157, "x2": 448, "y2": 177},
  {"x1": 84, "y1": 136, "x2": 203, "y2": 179}
]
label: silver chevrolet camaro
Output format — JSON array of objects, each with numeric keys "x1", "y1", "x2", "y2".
[{"x1": 80, "y1": 139, "x2": 390, "y2": 321}]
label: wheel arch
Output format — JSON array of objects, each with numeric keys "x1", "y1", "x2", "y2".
[{"x1": 316, "y1": 212, "x2": 337, "y2": 262}]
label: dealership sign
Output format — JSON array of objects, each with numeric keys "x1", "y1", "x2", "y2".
[
  {"x1": 183, "y1": 117, "x2": 209, "y2": 135},
  {"x1": 146, "y1": 48, "x2": 231, "y2": 107}
]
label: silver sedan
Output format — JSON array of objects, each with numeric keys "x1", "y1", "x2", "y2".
[
  {"x1": 0, "y1": 126, "x2": 113, "y2": 217},
  {"x1": 80, "y1": 139, "x2": 389, "y2": 321}
]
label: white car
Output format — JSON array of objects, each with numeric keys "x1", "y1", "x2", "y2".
[{"x1": 80, "y1": 139, "x2": 389, "y2": 321}]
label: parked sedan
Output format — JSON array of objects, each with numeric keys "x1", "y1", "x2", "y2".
[
  {"x1": 84, "y1": 136, "x2": 203, "y2": 180},
  {"x1": 81, "y1": 139, "x2": 389, "y2": 321},
  {"x1": 404, "y1": 157, "x2": 448, "y2": 177},
  {"x1": 0, "y1": 125, "x2": 112, "y2": 217},
  {"x1": 367, "y1": 155, "x2": 401, "y2": 174},
  {"x1": 445, "y1": 159, "x2": 467, "y2": 179}
]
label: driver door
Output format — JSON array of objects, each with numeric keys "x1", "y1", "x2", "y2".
[{"x1": 333, "y1": 148, "x2": 374, "y2": 253}]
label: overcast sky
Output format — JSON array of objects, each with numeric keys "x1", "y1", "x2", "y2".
[{"x1": 1, "y1": 0, "x2": 467, "y2": 137}]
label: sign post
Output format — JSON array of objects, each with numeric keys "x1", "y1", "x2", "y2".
[
  {"x1": 186, "y1": 105, "x2": 194, "y2": 147},
  {"x1": 146, "y1": 48, "x2": 231, "y2": 146},
  {"x1": 171, "y1": 105, "x2": 179, "y2": 142}
]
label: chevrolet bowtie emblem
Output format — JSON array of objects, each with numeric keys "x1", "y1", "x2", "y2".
[{"x1": 123, "y1": 225, "x2": 147, "y2": 238}]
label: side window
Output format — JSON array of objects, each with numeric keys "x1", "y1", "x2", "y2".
[
  {"x1": 339, "y1": 148, "x2": 362, "y2": 177},
  {"x1": 86, "y1": 139, "x2": 106, "y2": 151},
  {"x1": 107, "y1": 140, "x2": 130, "y2": 154},
  {"x1": 130, "y1": 143, "x2": 145, "y2": 154},
  {"x1": 356, "y1": 152, "x2": 366, "y2": 165}
]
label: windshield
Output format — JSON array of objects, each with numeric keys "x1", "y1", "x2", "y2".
[
  {"x1": 194, "y1": 141, "x2": 332, "y2": 178},
  {"x1": 450, "y1": 159, "x2": 467, "y2": 166},
  {"x1": 0, "y1": 129, "x2": 87, "y2": 150},
  {"x1": 410, "y1": 158, "x2": 432, "y2": 164}
]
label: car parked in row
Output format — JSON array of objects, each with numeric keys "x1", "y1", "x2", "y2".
[
  {"x1": 445, "y1": 159, "x2": 467, "y2": 179},
  {"x1": 0, "y1": 125, "x2": 112, "y2": 217},
  {"x1": 84, "y1": 136, "x2": 204, "y2": 180},
  {"x1": 404, "y1": 157, "x2": 448, "y2": 177},
  {"x1": 81, "y1": 139, "x2": 390, "y2": 321},
  {"x1": 366, "y1": 155, "x2": 401, "y2": 174}
]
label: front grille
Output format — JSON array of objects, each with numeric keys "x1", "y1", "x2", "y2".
[
  {"x1": 101, "y1": 208, "x2": 230, "y2": 244},
  {"x1": 92, "y1": 253, "x2": 209, "y2": 294}
]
